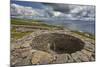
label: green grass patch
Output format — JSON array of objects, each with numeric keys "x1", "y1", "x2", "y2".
[
  {"x1": 11, "y1": 18, "x2": 64, "y2": 39},
  {"x1": 11, "y1": 18, "x2": 64, "y2": 30},
  {"x1": 11, "y1": 31, "x2": 32, "y2": 39},
  {"x1": 11, "y1": 18, "x2": 34, "y2": 25}
]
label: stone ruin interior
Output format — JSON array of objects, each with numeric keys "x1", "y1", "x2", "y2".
[{"x1": 31, "y1": 33, "x2": 85, "y2": 54}]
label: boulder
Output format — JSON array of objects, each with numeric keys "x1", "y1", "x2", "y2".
[{"x1": 31, "y1": 51, "x2": 54, "y2": 64}]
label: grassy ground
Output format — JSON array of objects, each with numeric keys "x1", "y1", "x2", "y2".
[
  {"x1": 11, "y1": 18, "x2": 63, "y2": 39},
  {"x1": 11, "y1": 31, "x2": 32, "y2": 39},
  {"x1": 11, "y1": 18, "x2": 64, "y2": 30},
  {"x1": 11, "y1": 18, "x2": 95, "y2": 40}
]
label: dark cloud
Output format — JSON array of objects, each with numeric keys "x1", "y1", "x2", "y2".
[
  {"x1": 43, "y1": 3, "x2": 71, "y2": 14},
  {"x1": 43, "y1": 3, "x2": 95, "y2": 15}
]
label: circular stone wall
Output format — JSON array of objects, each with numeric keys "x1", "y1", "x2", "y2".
[{"x1": 31, "y1": 33, "x2": 85, "y2": 54}]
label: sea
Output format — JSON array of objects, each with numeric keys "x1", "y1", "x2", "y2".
[{"x1": 42, "y1": 20, "x2": 95, "y2": 35}]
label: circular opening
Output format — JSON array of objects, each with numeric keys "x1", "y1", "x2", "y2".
[{"x1": 31, "y1": 33, "x2": 85, "y2": 54}]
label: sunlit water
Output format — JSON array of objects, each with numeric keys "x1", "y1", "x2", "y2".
[{"x1": 42, "y1": 20, "x2": 95, "y2": 35}]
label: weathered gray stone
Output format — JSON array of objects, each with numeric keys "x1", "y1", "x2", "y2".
[
  {"x1": 75, "y1": 51, "x2": 89, "y2": 62},
  {"x1": 19, "y1": 55, "x2": 32, "y2": 66},
  {"x1": 81, "y1": 49, "x2": 95, "y2": 61},
  {"x1": 53, "y1": 54, "x2": 68, "y2": 63},
  {"x1": 31, "y1": 51, "x2": 54, "y2": 64},
  {"x1": 11, "y1": 30, "x2": 95, "y2": 66},
  {"x1": 71, "y1": 53, "x2": 81, "y2": 62},
  {"x1": 11, "y1": 56, "x2": 23, "y2": 66},
  {"x1": 67, "y1": 54, "x2": 74, "y2": 63},
  {"x1": 84, "y1": 42, "x2": 95, "y2": 52},
  {"x1": 81, "y1": 49, "x2": 92, "y2": 58}
]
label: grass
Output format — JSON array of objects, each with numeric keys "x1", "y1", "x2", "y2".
[
  {"x1": 71, "y1": 30, "x2": 95, "y2": 40},
  {"x1": 11, "y1": 18, "x2": 64, "y2": 39},
  {"x1": 11, "y1": 18, "x2": 95, "y2": 40},
  {"x1": 11, "y1": 18, "x2": 64, "y2": 30},
  {"x1": 11, "y1": 31, "x2": 32, "y2": 39}
]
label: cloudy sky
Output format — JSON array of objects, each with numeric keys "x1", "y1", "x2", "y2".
[{"x1": 11, "y1": 1, "x2": 95, "y2": 21}]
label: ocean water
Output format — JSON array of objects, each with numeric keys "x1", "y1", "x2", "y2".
[{"x1": 42, "y1": 20, "x2": 95, "y2": 35}]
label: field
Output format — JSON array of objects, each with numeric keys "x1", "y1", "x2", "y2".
[
  {"x1": 11, "y1": 18, "x2": 94, "y2": 40},
  {"x1": 11, "y1": 18, "x2": 64, "y2": 39}
]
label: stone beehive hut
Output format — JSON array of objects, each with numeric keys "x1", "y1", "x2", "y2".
[
  {"x1": 11, "y1": 30, "x2": 95, "y2": 66},
  {"x1": 31, "y1": 33, "x2": 85, "y2": 54}
]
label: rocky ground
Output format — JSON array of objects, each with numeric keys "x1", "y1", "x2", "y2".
[{"x1": 11, "y1": 29, "x2": 95, "y2": 66}]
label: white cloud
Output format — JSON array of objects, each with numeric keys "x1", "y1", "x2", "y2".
[
  {"x1": 11, "y1": 3, "x2": 50, "y2": 18},
  {"x1": 68, "y1": 5, "x2": 95, "y2": 21},
  {"x1": 11, "y1": 3, "x2": 95, "y2": 21}
]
